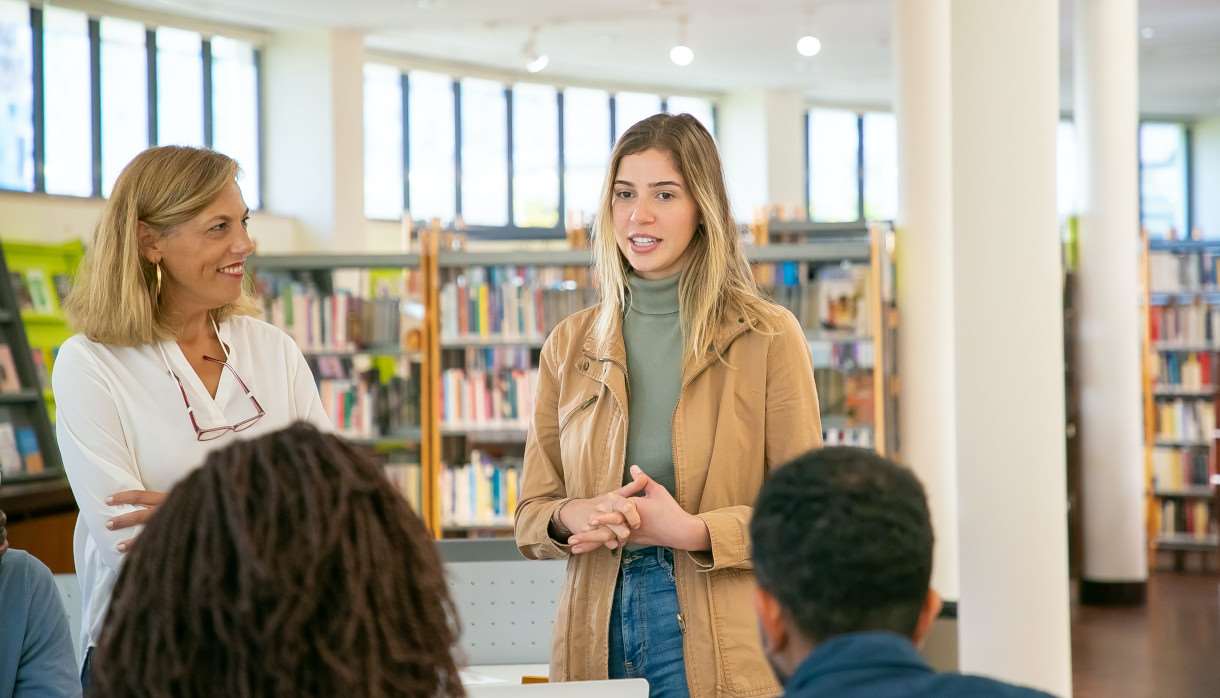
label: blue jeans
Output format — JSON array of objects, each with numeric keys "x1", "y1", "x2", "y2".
[{"x1": 608, "y1": 547, "x2": 691, "y2": 698}]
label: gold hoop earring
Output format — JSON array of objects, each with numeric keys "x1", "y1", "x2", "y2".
[{"x1": 154, "y1": 263, "x2": 162, "y2": 300}]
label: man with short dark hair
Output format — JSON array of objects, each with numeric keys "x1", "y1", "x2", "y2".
[{"x1": 750, "y1": 447, "x2": 1054, "y2": 697}]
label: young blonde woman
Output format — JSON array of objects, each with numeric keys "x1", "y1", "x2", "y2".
[
  {"x1": 52, "y1": 146, "x2": 330, "y2": 686},
  {"x1": 515, "y1": 113, "x2": 822, "y2": 698}
]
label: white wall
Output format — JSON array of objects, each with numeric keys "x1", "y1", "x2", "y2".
[
  {"x1": 719, "y1": 89, "x2": 807, "y2": 223},
  {"x1": 0, "y1": 191, "x2": 301, "y2": 251}
]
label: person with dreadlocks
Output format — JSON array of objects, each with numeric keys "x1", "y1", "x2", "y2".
[
  {"x1": 52, "y1": 146, "x2": 331, "y2": 686},
  {"x1": 89, "y1": 422, "x2": 463, "y2": 698}
]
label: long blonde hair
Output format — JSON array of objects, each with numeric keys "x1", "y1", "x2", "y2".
[
  {"x1": 592, "y1": 113, "x2": 775, "y2": 364},
  {"x1": 64, "y1": 146, "x2": 258, "y2": 345}
]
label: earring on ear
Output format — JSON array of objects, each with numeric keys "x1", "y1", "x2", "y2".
[{"x1": 154, "y1": 262, "x2": 162, "y2": 300}]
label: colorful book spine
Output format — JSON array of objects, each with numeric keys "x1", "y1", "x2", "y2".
[{"x1": 440, "y1": 451, "x2": 521, "y2": 527}]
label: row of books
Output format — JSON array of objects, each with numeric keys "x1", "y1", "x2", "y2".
[
  {"x1": 439, "y1": 453, "x2": 521, "y2": 527},
  {"x1": 256, "y1": 271, "x2": 423, "y2": 352},
  {"x1": 440, "y1": 368, "x2": 538, "y2": 430},
  {"x1": 1154, "y1": 399, "x2": 1216, "y2": 443},
  {"x1": 762, "y1": 266, "x2": 871, "y2": 337},
  {"x1": 382, "y1": 456, "x2": 423, "y2": 515},
  {"x1": 8, "y1": 269, "x2": 71, "y2": 315},
  {"x1": 1148, "y1": 250, "x2": 1220, "y2": 293},
  {"x1": 0, "y1": 408, "x2": 43, "y2": 477},
  {"x1": 1159, "y1": 499, "x2": 1216, "y2": 540},
  {"x1": 823, "y1": 426, "x2": 873, "y2": 448},
  {"x1": 313, "y1": 355, "x2": 420, "y2": 439},
  {"x1": 814, "y1": 368, "x2": 874, "y2": 430},
  {"x1": 1148, "y1": 303, "x2": 1220, "y2": 346},
  {"x1": 1152, "y1": 448, "x2": 1212, "y2": 491},
  {"x1": 1155, "y1": 352, "x2": 1214, "y2": 390},
  {"x1": 808, "y1": 339, "x2": 874, "y2": 371},
  {"x1": 439, "y1": 267, "x2": 598, "y2": 340}
]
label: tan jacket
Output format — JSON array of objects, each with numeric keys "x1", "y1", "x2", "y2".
[{"x1": 515, "y1": 304, "x2": 822, "y2": 698}]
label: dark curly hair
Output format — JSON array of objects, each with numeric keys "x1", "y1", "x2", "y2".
[
  {"x1": 751, "y1": 446, "x2": 934, "y2": 642},
  {"x1": 91, "y1": 422, "x2": 464, "y2": 698}
]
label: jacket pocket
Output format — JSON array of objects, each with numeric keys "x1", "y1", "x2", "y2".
[
  {"x1": 558, "y1": 393, "x2": 598, "y2": 434},
  {"x1": 708, "y1": 568, "x2": 781, "y2": 697}
]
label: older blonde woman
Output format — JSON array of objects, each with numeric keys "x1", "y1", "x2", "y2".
[{"x1": 53, "y1": 146, "x2": 330, "y2": 685}]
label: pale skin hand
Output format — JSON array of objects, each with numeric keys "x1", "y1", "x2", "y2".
[
  {"x1": 568, "y1": 465, "x2": 711, "y2": 554},
  {"x1": 105, "y1": 490, "x2": 167, "y2": 552}
]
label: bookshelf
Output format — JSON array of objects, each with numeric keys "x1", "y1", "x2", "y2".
[
  {"x1": 0, "y1": 242, "x2": 66, "y2": 534},
  {"x1": 1141, "y1": 234, "x2": 1220, "y2": 571},
  {"x1": 251, "y1": 220, "x2": 898, "y2": 539},
  {"x1": 249, "y1": 256, "x2": 429, "y2": 524}
]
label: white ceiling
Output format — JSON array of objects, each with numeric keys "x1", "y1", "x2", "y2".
[{"x1": 117, "y1": 0, "x2": 1220, "y2": 117}]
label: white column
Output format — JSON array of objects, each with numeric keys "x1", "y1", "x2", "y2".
[
  {"x1": 719, "y1": 89, "x2": 806, "y2": 221},
  {"x1": 1075, "y1": 0, "x2": 1147, "y2": 598},
  {"x1": 262, "y1": 29, "x2": 365, "y2": 250},
  {"x1": 950, "y1": 1, "x2": 1072, "y2": 694},
  {"x1": 1194, "y1": 118, "x2": 1220, "y2": 237},
  {"x1": 893, "y1": 0, "x2": 960, "y2": 602}
]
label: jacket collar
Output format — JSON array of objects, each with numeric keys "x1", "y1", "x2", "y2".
[
  {"x1": 580, "y1": 306, "x2": 753, "y2": 375},
  {"x1": 786, "y1": 631, "x2": 933, "y2": 694}
]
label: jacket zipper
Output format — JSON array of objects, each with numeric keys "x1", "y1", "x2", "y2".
[{"x1": 558, "y1": 394, "x2": 598, "y2": 433}]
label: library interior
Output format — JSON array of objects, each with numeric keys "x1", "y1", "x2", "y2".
[{"x1": 0, "y1": 1, "x2": 1217, "y2": 697}]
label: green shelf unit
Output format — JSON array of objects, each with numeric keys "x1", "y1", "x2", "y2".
[{"x1": 3, "y1": 240, "x2": 85, "y2": 422}]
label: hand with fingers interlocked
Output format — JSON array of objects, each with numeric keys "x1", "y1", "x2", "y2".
[{"x1": 559, "y1": 465, "x2": 711, "y2": 554}]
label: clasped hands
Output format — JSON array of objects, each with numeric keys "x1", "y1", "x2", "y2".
[{"x1": 559, "y1": 465, "x2": 710, "y2": 554}]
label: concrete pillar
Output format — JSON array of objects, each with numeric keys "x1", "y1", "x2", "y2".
[
  {"x1": 262, "y1": 29, "x2": 365, "y2": 250},
  {"x1": 1074, "y1": 0, "x2": 1147, "y2": 603},
  {"x1": 950, "y1": 1, "x2": 1072, "y2": 693},
  {"x1": 893, "y1": 0, "x2": 960, "y2": 603},
  {"x1": 719, "y1": 89, "x2": 806, "y2": 221}
]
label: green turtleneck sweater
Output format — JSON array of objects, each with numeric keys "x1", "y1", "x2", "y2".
[{"x1": 622, "y1": 272, "x2": 682, "y2": 498}]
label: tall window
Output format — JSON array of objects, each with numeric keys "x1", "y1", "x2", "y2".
[
  {"x1": 460, "y1": 77, "x2": 508, "y2": 226},
  {"x1": 155, "y1": 27, "x2": 202, "y2": 147},
  {"x1": 408, "y1": 70, "x2": 455, "y2": 224},
  {"x1": 564, "y1": 87, "x2": 610, "y2": 226},
  {"x1": 363, "y1": 63, "x2": 402, "y2": 220},
  {"x1": 512, "y1": 82, "x2": 559, "y2": 228},
  {"x1": 43, "y1": 5, "x2": 91, "y2": 196},
  {"x1": 1140, "y1": 122, "x2": 1188, "y2": 238},
  {"x1": 0, "y1": 0, "x2": 33, "y2": 191},
  {"x1": 862, "y1": 112, "x2": 896, "y2": 221},
  {"x1": 614, "y1": 91, "x2": 661, "y2": 142},
  {"x1": 808, "y1": 108, "x2": 859, "y2": 222},
  {"x1": 666, "y1": 95, "x2": 714, "y2": 135},
  {"x1": 211, "y1": 36, "x2": 260, "y2": 208},
  {"x1": 99, "y1": 17, "x2": 147, "y2": 197},
  {"x1": 1056, "y1": 120, "x2": 1079, "y2": 221}
]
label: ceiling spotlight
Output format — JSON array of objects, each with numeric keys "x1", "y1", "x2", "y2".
[
  {"x1": 522, "y1": 27, "x2": 548, "y2": 73},
  {"x1": 670, "y1": 44, "x2": 694, "y2": 66},
  {"x1": 670, "y1": 13, "x2": 693, "y2": 67},
  {"x1": 1141, "y1": 26, "x2": 1155, "y2": 40},
  {"x1": 797, "y1": 35, "x2": 822, "y2": 57},
  {"x1": 526, "y1": 53, "x2": 549, "y2": 73}
]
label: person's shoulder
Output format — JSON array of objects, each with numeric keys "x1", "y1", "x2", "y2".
[
  {"x1": 542, "y1": 306, "x2": 598, "y2": 354},
  {"x1": 0, "y1": 549, "x2": 55, "y2": 588},
  {"x1": 927, "y1": 672, "x2": 1057, "y2": 698},
  {"x1": 51, "y1": 334, "x2": 105, "y2": 385}
]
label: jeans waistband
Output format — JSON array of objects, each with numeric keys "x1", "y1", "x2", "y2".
[{"x1": 620, "y1": 546, "x2": 672, "y2": 567}]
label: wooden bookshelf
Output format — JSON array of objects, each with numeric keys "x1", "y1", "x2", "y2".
[
  {"x1": 251, "y1": 220, "x2": 899, "y2": 538},
  {"x1": 1141, "y1": 233, "x2": 1220, "y2": 571}
]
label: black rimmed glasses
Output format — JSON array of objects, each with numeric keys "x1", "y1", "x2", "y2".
[{"x1": 168, "y1": 355, "x2": 265, "y2": 441}]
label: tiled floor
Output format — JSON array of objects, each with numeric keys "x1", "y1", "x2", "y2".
[{"x1": 1072, "y1": 571, "x2": 1220, "y2": 698}]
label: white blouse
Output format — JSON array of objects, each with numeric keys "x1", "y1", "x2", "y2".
[{"x1": 52, "y1": 315, "x2": 331, "y2": 658}]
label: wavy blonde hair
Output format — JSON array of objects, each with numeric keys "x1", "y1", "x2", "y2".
[
  {"x1": 64, "y1": 146, "x2": 258, "y2": 345},
  {"x1": 593, "y1": 113, "x2": 776, "y2": 364}
]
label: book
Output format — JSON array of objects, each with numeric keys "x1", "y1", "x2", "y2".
[
  {"x1": 440, "y1": 451, "x2": 521, "y2": 527},
  {"x1": 0, "y1": 420, "x2": 20, "y2": 477},
  {"x1": 439, "y1": 266, "x2": 596, "y2": 341},
  {"x1": 15, "y1": 425, "x2": 42, "y2": 474},
  {"x1": 9, "y1": 272, "x2": 32, "y2": 312},
  {"x1": 24, "y1": 269, "x2": 54, "y2": 314},
  {"x1": 51, "y1": 273, "x2": 73, "y2": 305},
  {"x1": 0, "y1": 345, "x2": 20, "y2": 392}
]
